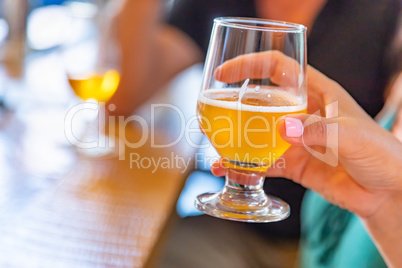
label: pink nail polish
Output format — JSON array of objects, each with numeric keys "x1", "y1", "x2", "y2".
[{"x1": 285, "y1": 117, "x2": 304, "y2": 137}]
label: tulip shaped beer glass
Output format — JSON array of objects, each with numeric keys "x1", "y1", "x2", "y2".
[{"x1": 196, "y1": 17, "x2": 307, "y2": 222}]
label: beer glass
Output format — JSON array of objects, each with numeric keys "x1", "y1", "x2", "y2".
[
  {"x1": 196, "y1": 17, "x2": 307, "y2": 222},
  {"x1": 63, "y1": 0, "x2": 120, "y2": 158}
]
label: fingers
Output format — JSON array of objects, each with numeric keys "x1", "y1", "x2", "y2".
[
  {"x1": 210, "y1": 160, "x2": 266, "y2": 186},
  {"x1": 211, "y1": 160, "x2": 225, "y2": 177},
  {"x1": 214, "y1": 51, "x2": 303, "y2": 87},
  {"x1": 213, "y1": 51, "x2": 367, "y2": 119},
  {"x1": 213, "y1": 51, "x2": 329, "y2": 94}
]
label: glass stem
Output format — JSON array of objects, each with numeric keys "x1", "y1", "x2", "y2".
[
  {"x1": 82, "y1": 101, "x2": 106, "y2": 147},
  {"x1": 220, "y1": 167, "x2": 269, "y2": 211}
]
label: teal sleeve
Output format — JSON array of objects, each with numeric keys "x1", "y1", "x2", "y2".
[{"x1": 300, "y1": 191, "x2": 386, "y2": 268}]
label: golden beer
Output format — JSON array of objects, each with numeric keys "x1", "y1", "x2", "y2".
[
  {"x1": 68, "y1": 70, "x2": 120, "y2": 102},
  {"x1": 197, "y1": 88, "x2": 307, "y2": 168}
]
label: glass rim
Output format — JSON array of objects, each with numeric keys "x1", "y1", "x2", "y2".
[{"x1": 214, "y1": 17, "x2": 307, "y2": 33}]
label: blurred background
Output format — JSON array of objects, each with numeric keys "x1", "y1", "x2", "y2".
[
  {"x1": 0, "y1": 0, "x2": 400, "y2": 267},
  {"x1": 0, "y1": 0, "x2": 223, "y2": 267}
]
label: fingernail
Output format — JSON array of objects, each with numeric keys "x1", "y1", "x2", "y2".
[{"x1": 285, "y1": 117, "x2": 304, "y2": 137}]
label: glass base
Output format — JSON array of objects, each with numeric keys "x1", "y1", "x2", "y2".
[
  {"x1": 195, "y1": 191, "x2": 290, "y2": 223},
  {"x1": 73, "y1": 131, "x2": 122, "y2": 159},
  {"x1": 75, "y1": 146, "x2": 120, "y2": 159},
  {"x1": 195, "y1": 161, "x2": 290, "y2": 223}
]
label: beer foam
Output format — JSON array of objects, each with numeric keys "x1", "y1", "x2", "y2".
[{"x1": 198, "y1": 88, "x2": 307, "y2": 113}]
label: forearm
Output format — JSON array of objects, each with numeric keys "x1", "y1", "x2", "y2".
[
  {"x1": 361, "y1": 192, "x2": 402, "y2": 268},
  {"x1": 109, "y1": 0, "x2": 163, "y2": 116},
  {"x1": 108, "y1": 1, "x2": 202, "y2": 116}
]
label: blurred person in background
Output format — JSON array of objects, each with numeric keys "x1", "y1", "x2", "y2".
[{"x1": 106, "y1": 0, "x2": 401, "y2": 267}]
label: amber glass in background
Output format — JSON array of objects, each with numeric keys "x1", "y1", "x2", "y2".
[
  {"x1": 63, "y1": 0, "x2": 120, "y2": 158},
  {"x1": 195, "y1": 17, "x2": 307, "y2": 222},
  {"x1": 67, "y1": 69, "x2": 120, "y2": 102}
]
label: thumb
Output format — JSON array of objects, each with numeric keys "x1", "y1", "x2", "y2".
[{"x1": 279, "y1": 114, "x2": 338, "y2": 148}]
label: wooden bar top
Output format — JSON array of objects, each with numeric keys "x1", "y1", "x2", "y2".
[{"x1": 0, "y1": 51, "x2": 203, "y2": 267}]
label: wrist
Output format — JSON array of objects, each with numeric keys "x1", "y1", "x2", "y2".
[
  {"x1": 363, "y1": 191, "x2": 402, "y2": 223},
  {"x1": 360, "y1": 192, "x2": 402, "y2": 267}
]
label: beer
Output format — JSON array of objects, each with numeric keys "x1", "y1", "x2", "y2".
[
  {"x1": 68, "y1": 70, "x2": 120, "y2": 102},
  {"x1": 197, "y1": 88, "x2": 307, "y2": 168}
]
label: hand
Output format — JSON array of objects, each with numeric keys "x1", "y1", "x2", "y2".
[
  {"x1": 390, "y1": 73, "x2": 402, "y2": 142},
  {"x1": 211, "y1": 51, "x2": 402, "y2": 219}
]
